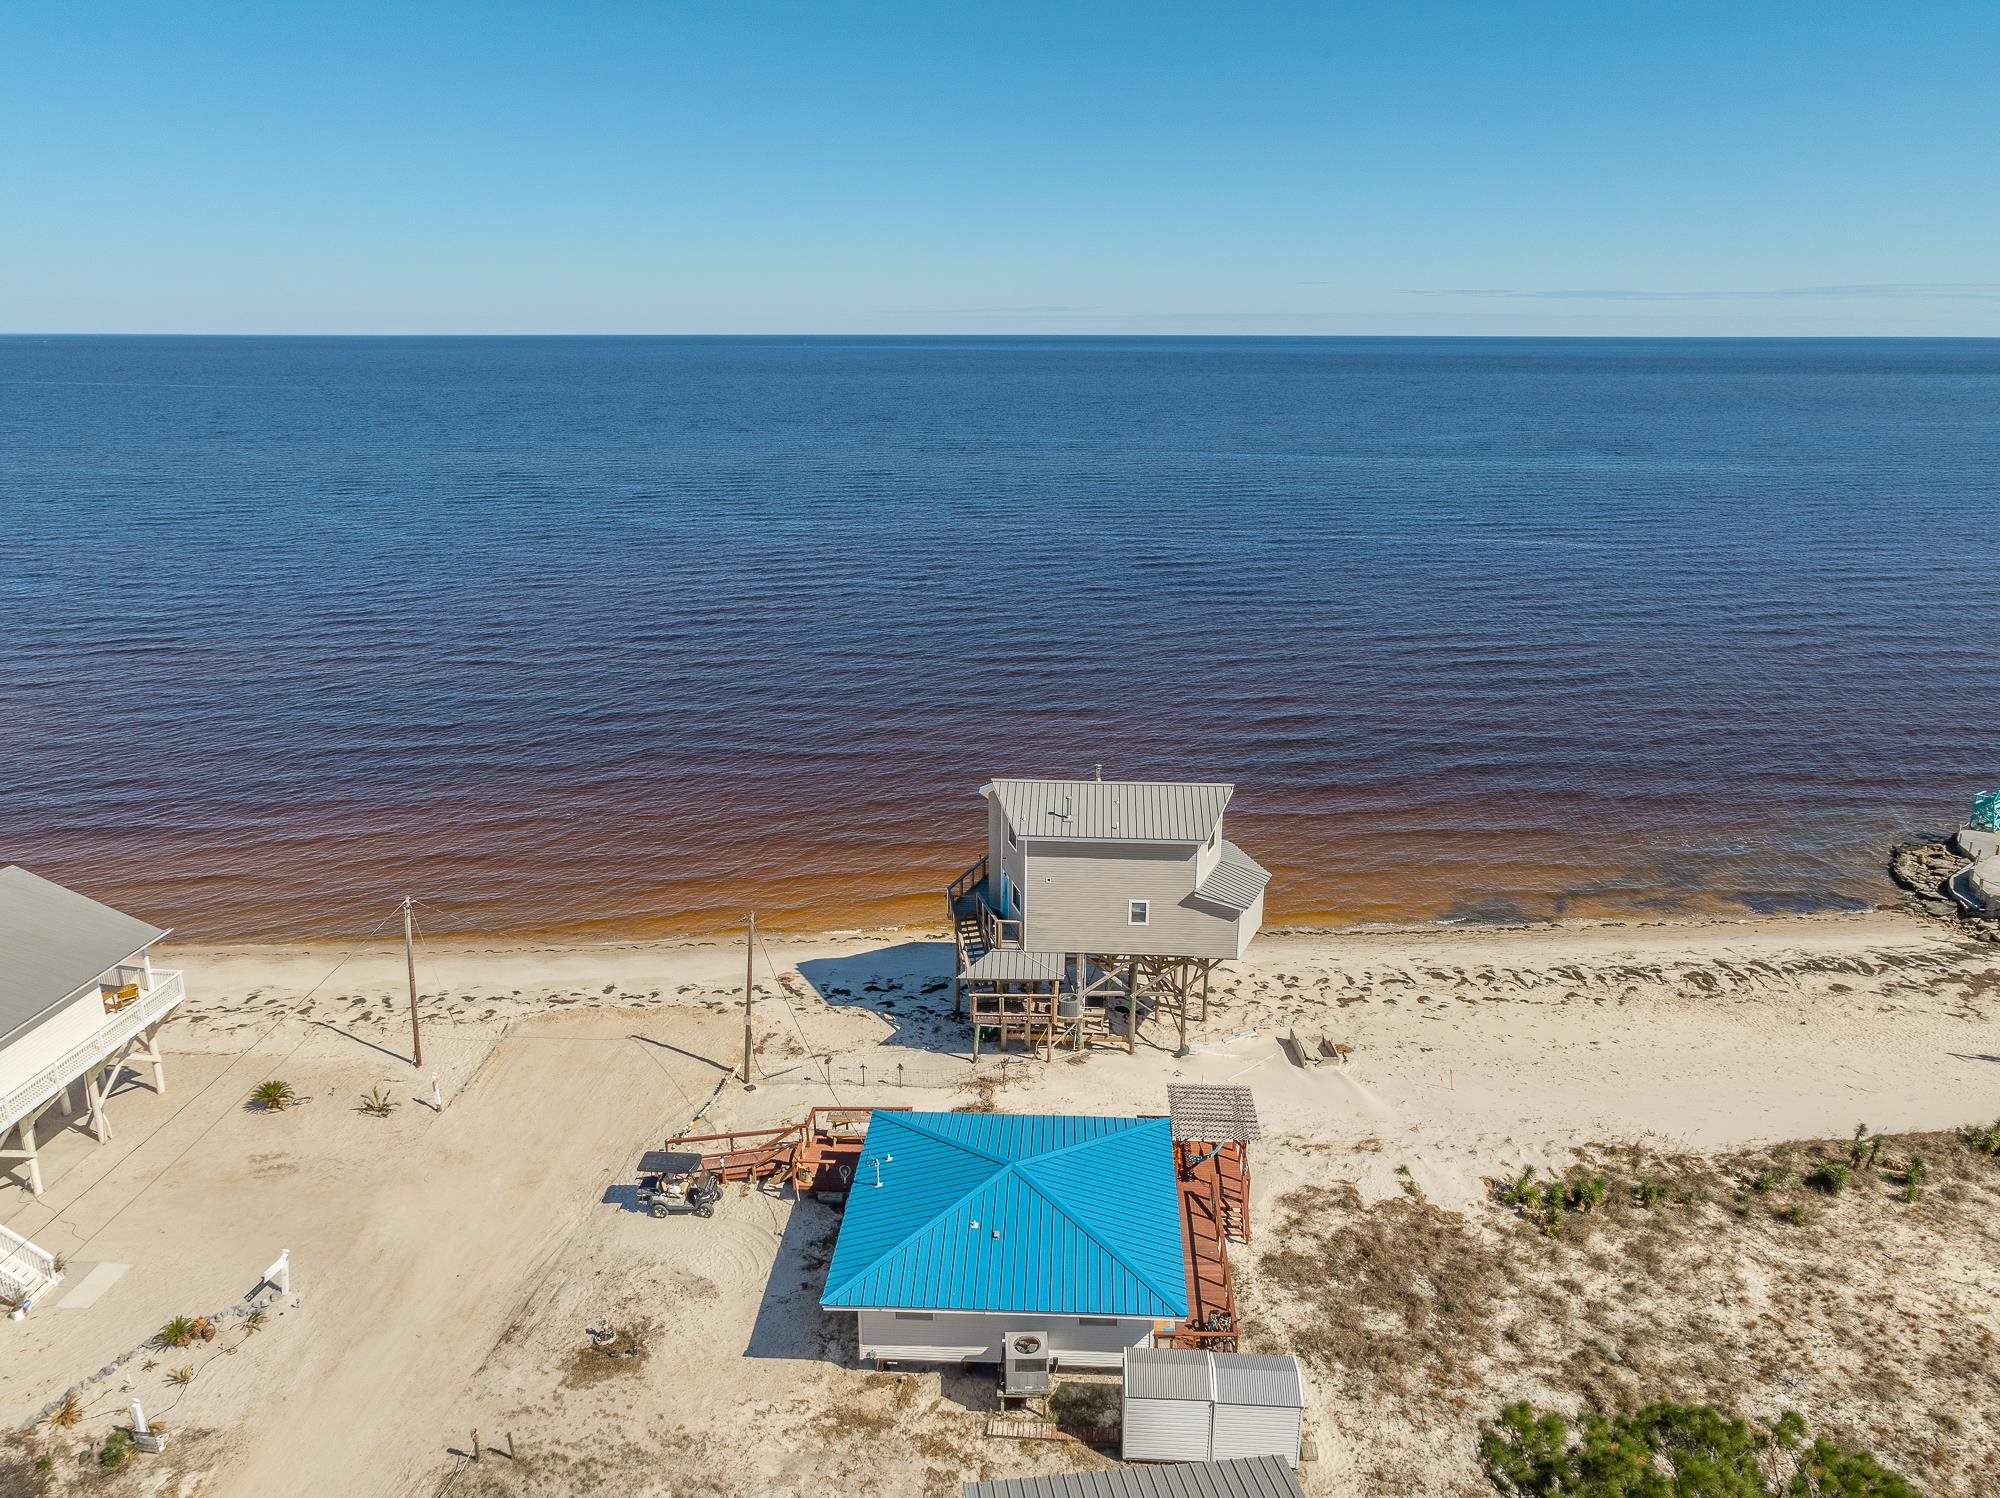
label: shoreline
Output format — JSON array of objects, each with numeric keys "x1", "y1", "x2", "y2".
[{"x1": 158, "y1": 899, "x2": 1922, "y2": 966}]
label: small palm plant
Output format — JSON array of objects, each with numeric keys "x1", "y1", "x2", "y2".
[
  {"x1": 251, "y1": 1080, "x2": 296, "y2": 1112},
  {"x1": 359, "y1": 1085, "x2": 398, "y2": 1117},
  {"x1": 47, "y1": 1391, "x2": 83, "y2": 1429},
  {"x1": 243, "y1": 1308, "x2": 268, "y2": 1336},
  {"x1": 158, "y1": 1315, "x2": 199, "y2": 1349},
  {"x1": 166, "y1": 1365, "x2": 195, "y2": 1388}
]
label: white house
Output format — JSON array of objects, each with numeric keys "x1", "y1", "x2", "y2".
[{"x1": 1, "y1": 866, "x2": 185, "y2": 1200}]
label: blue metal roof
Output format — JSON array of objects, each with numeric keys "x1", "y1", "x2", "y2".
[{"x1": 820, "y1": 1112, "x2": 1188, "y2": 1320}]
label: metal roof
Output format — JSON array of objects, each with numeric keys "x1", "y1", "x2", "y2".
[
  {"x1": 1166, "y1": 1084, "x2": 1262, "y2": 1143},
  {"x1": 820, "y1": 1112, "x2": 1188, "y2": 1319},
  {"x1": 0, "y1": 867, "x2": 168, "y2": 1050},
  {"x1": 1124, "y1": 1346, "x2": 1215, "y2": 1401},
  {"x1": 964, "y1": 949, "x2": 1067, "y2": 985},
  {"x1": 1211, "y1": 1354, "x2": 1304, "y2": 1409},
  {"x1": 1191, "y1": 841, "x2": 1270, "y2": 914},
  {"x1": 964, "y1": 1454, "x2": 1305, "y2": 1498},
  {"x1": 985, "y1": 780, "x2": 1233, "y2": 844}
]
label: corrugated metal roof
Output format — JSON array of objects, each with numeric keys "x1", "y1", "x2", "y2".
[
  {"x1": 821, "y1": 1112, "x2": 1188, "y2": 1319},
  {"x1": 1210, "y1": 1354, "x2": 1304, "y2": 1409},
  {"x1": 1124, "y1": 1346, "x2": 1215, "y2": 1401},
  {"x1": 964, "y1": 949, "x2": 1067, "y2": 984},
  {"x1": 1166, "y1": 1084, "x2": 1262, "y2": 1143},
  {"x1": 1191, "y1": 841, "x2": 1270, "y2": 914},
  {"x1": 0, "y1": 866, "x2": 168, "y2": 1050},
  {"x1": 986, "y1": 780, "x2": 1233, "y2": 844},
  {"x1": 963, "y1": 1454, "x2": 1305, "y2": 1498}
]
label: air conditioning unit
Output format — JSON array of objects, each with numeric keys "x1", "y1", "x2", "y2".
[{"x1": 1003, "y1": 1329, "x2": 1051, "y2": 1396}]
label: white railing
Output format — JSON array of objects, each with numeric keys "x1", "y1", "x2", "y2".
[
  {"x1": 0, "y1": 1221, "x2": 60, "y2": 1303},
  {"x1": 0, "y1": 970, "x2": 185, "y2": 1137}
]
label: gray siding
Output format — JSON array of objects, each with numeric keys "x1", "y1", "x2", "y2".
[
  {"x1": 988, "y1": 795, "x2": 1026, "y2": 920},
  {"x1": 1020, "y1": 841, "x2": 1247, "y2": 959},
  {"x1": 1122, "y1": 1396, "x2": 1214, "y2": 1463},
  {"x1": 857, "y1": 1309, "x2": 1153, "y2": 1369},
  {"x1": 1211, "y1": 1404, "x2": 1302, "y2": 1464}
]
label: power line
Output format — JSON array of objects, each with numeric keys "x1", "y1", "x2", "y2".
[{"x1": 752, "y1": 923, "x2": 846, "y2": 1109}]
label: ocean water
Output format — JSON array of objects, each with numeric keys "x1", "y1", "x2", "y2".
[{"x1": 3, "y1": 335, "x2": 1996, "y2": 942}]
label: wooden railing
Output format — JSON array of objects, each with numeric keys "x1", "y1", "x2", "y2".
[
  {"x1": 1, "y1": 970, "x2": 185, "y2": 1135},
  {"x1": 978, "y1": 900, "x2": 1023, "y2": 951},
  {"x1": 947, "y1": 856, "x2": 987, "y2": 908},
  {"x1": 0, "y1": 1222, "x2": 61, "y2": 1302}
]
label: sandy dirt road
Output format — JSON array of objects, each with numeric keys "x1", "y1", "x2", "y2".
[{"x1": 196, "y1": 1015, "x2": 730, "y2": 1497}]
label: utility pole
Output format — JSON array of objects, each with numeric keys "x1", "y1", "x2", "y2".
[
  {"x1": 741, "y1": 912, "x2": 756, "y2": 1089},
  {"x1": 403, "y1": 896, "x2": 423, "y2": 1069}
]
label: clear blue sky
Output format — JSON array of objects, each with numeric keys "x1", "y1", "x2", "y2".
[{"x1": 5, "y1": 2, "x2": 1996, "y2": 334}]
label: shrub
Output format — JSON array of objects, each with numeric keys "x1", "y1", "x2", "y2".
[
  {"x1": 1901, "y1": 1157, "x2": 1927, "y2": 1202},
  {"x1": 251, "y1": 1080, "x2": 296, "y2": 1112},
  {"x1": 99, "y1": 1428, "x2": 132, "y2": 1469},
  {"x1": 1636, "y1": 1177, "x2": 1670, "y2": 1205},
  {"x1": 1782, "y1": 1204, "x2": 1806, "y2": 1226},
  {"x1": 360, "y1": 1085, "x2": 398, "y2": 1117},
  {"x1": 1565, "y1": 1176, "x2": 1608, "y2": 1213},
  {"x1": 1499, "y1": 1167, "x2": 1541, "y2": 1210},
  {"x1": 1480, "y1": 1399, "x2": 1920, "y2": 1496},
  {"x1": 158, "y1": 1315, "x2": 199, "y2": 1349},
  {"x1": 1849, "y1": 1123, "x2": 1870, "y2": 1165},
  {"x1": 1964, "y1": 1121, "x2": 2000, "y2": 1155},
  {"x1": 1806, "y1": 1159, "x2": 1849, "y2": 1195},
  {"x1": 1750, "y1": 1167, "x2": 1786, "y2": 1194}
]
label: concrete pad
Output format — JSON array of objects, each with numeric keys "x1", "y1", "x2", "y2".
[
  {"x1": 1953, "y1": 827, "x2": 2000, "y2": 861},
  {"x1": 55, "y1": 1260, "x2": 129, "y2": 1310}
]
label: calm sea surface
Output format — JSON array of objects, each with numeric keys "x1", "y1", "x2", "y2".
[{"x1": 3, "y1": 336, "x2": 1996, "y2": 941}]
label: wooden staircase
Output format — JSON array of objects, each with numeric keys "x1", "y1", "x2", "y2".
[
  {"x1": 947, "y1": 856, "x2": 991, "y2": 975},
  {"x1": 1215, "y1": 1139, "x2": 1252, "y2": 1245}
]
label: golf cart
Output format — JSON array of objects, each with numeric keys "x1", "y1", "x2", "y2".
[{"x1": 638, "y1": 1167, "x2": 721, "y2": 1219}]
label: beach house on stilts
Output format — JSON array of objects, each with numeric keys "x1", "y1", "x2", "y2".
[
  {"x1": 946, "y1": 776, "x2": 1269, "y2": 1057},
  {"x1": 0, "y1": 867, "x2": 184, "y2": 1204}
]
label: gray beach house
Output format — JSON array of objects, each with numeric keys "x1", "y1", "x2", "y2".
[{"x1": 947, "y1": 777, "x2": 1268, "y2": 1057}]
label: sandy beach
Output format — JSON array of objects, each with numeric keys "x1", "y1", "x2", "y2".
[{"x1": 5, "y1": 907, "x2": 1998, "y2": 1494}]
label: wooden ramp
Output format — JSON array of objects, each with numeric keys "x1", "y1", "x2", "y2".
[
  {"x1": 1168, "y1": 1139, "x2": 1240, "y2": 1351},
  {"x1": 660, "y1": 1107, "x2": 900, "y2": 1197}
]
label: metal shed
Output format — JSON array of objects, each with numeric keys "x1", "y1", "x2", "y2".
[
  {"x1": 1209, "y1": 1355, "x2": 1305, "y2": 1463},
  {"x1": 964, "y1": 1453, "x2": 1304, "y2": 1497},
  {"x1": 1122, "y1": 1348, "x2": 1214, "y2": 1463},
  {"x1": 1122, "y1": 1347, "x2": 1304, "y2": 1465}
]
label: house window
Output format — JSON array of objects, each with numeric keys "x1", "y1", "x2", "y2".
[
  {"x1": 894, "y1": 1312, "x2": 934, "y2": 1322},
  {"x1": 1129, "y1": 900, "x2": 1149, "y2": 926},
  {"x1": 1077, "y1": 1316, "x2": 1119, "y2": 1327},
  {"x1": 1007, "y1": 828, "x2": 1018, "y2": 849}
]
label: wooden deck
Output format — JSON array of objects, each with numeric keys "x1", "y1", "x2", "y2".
[
  {"x1": 1166, "y1": 1138, "x2": 1250, "y2": 1351},
  {"x1": 660, "y1": 1107, "x2": 898, "y2": 1197}
]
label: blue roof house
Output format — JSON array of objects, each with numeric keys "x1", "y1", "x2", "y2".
[{"x1": 820, "y1": 1111, "x2": 1189, "y2": 1371}]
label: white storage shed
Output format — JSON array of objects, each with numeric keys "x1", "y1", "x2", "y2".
[
  {"x1": 1210, "y1": 1354, "x2": 1307, "y2": 1462},
  {"x1": 1122, "y1": 1347, "x2": 1305, "y2": 1465}
]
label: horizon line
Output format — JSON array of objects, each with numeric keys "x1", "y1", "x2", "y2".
[{"x1": 6, "y1": 330, "x2": 2000, "y2": 341}]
